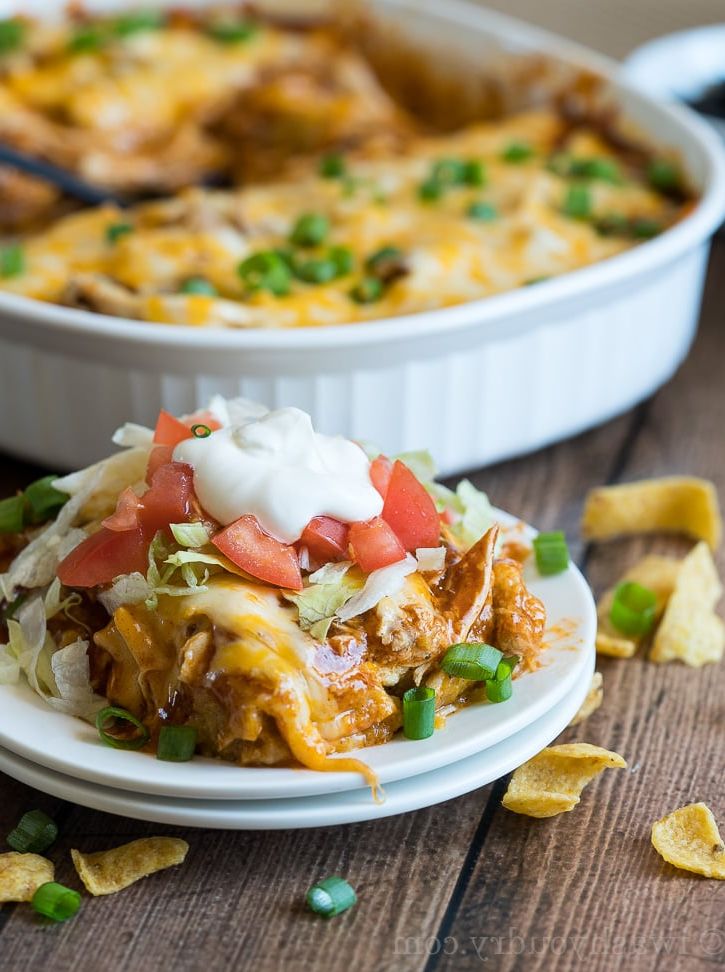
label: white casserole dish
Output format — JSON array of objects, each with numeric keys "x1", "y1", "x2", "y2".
[{"x1": 1, "y1": 0, "x2": 724, "y2": 474}]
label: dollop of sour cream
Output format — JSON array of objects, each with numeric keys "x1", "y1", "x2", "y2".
[{"x1": 173, "y1": 406, "x2": 383, "y2": 543}]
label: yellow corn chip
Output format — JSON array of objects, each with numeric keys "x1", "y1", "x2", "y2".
[
  {"x1": 568, "y1": 672, "x2": 603, "y2": 726},
  {"x1": 651, "y1": 803, "x2": 725, "y2": 879},
  {"x1": 71, "y1": 837, "x2": 188, "y2": 896},
  {"x1": 0, "y1": 852, "x2": 54, "y2": 903},
  {"x1": 502, "y1": 743, "x2": 626, "y2": 818},
  {"x1": 596, "y1": 555, "x2": 680, "y2": 658},
  {"x1": 650, "y1": 542, "x2": 724, "y2": 666},
  {"x1": 582, "y1": 477, "x2": 722, "y2": 550}
]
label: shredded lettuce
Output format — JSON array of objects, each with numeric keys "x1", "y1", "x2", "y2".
[
  {"x1": 395, "y1": 449, "x2": 438, "y2": 483},
  {"x1": 44, "y1": 576, "x2": 82, "y2": 622},
  {"x1": 142, "y1": 534, "x2": 228, "y2": 609},
  {"x1": 451, "y1": 479, "x2": 494, "y2": 548},
  {"x1": 337, "y1": 554, "x2": 417, "y2": 622},
  {"x1": 98, "y1": 572, "x2": 152, "y2": 614},
  {"x1": 46, "y1": 638, "x2": 106, "y2": 722},
  {"x1": 415, "y1": 546, "x2": 446, "y2": 572},
  {"x1": 285, "y1": 568, "x2": 363, "y2": 640},
  {"x1": 170, "y1": 522, "x2": 211, "y2": 548},
  {"x1": 0, "y1": 643, "x2": 20, "y2": 684},
  {"x1": 111, "y1": 422, "x2": 154, "y2": 448}
]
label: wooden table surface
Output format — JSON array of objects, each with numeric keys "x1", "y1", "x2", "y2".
[{"x1": 1, "y1": 242, "x2": 723, "y2": 970}]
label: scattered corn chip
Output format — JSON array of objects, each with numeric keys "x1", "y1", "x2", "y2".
[
  {"x1": 502, "y1": 743, "x2": 626, "y2": 818},
  {"x1": 568, "y1": 672, "x2": 603, "y2": 726},
  {"x1": 651, "y1": 803, "x2": 725, "y2": 878},
  {"x1": 0, "y1": 852, "x2": 54, "y2": 903},
  {"x1": 71, "y1": 837, "x2": 188, "y2": 896},
  {"x1": 596, "y1": 555, "x2": 680, "y2": 658},
  {"x1": 650, "y1": 542, "x2": 724, "y2": 666},
  {"x1": 582, "y1": 477, "x2": 722, "y2": 550}
]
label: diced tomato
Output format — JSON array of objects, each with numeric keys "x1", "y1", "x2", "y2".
[
  {"x1": 212, "y1": 514, "x2": 302, "y2": 590},
  {"x1": 300, "y1": 516, "x2": 349, "y2": 564},
  {"x1": 102, "y1": 487, "x2": 142, "y2": 532},
  {"x1": 382, "y1": 460, "x2": 440, "y2": 551},
  {"x1": 440, "y1": 508, "x2": 456, "y2": 526},
  {"x1": 153, "y1": 409, "x2": 195, "y2": 448},
  {"x1": 58, "y1": 527, "x2": 148, "y2": 588},
  {"x1": 348, "y1": 516, "x2": 405, "y2": 572},
  {"x1": 146, "y1": 444, "x2": 174, "y2": 484},
  {"x1": 369, "y1": 455, "x2": 393, "y2": 499},
  {"x1": 141, "y1": 462, "x2": 195, "y2": 534}
]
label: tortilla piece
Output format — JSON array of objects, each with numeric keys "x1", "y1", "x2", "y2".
[
  {"x1": 0, "y1": 852, "x2": 54, "y2": 903},
  {"x1": 71, "y1": 837, "x2": 188, "y2": 896},
  {"x1": 581, "y1": 477, "x2": 722, "y2": 551},
  {"x1": 651, "y1": 803, "x2": 725, "y2": 879},
  {"x1": 650, "y1": 542, "x2": 724, "y2": 667},
  {"x1": 596, "y1": 555, "x2": 680, "y2": 658},
  {"x1": 568, "y1": 672, "x2": 603, "y2": 726},
  {"x1": 502, "y1": 742, "x2": 626, "y2": 818}
]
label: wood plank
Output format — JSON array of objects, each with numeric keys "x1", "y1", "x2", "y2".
[{"x1": 431, "y1": 246, "x2": 725, "y2": 972}]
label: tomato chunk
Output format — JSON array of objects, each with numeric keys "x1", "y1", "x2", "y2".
[
  {"x1": 300, "y1": 516, "x2": 349, "y2": 564},
  {"x1": 348, "y1": 516, "x2": 405, "y2": 572},
  {"x1": 369, "y1": 455, "x2": 393, "y2": 499},
  {"x1": 102, "y1": 487, "x2": 142, "y2": 532},
  {"x1": 212, "y1": 515, "x2": 302, "y2": 590},
  {"x1": 141, "y1": 462, "x2": 195, "y2": 534},
  {"x1": 382, "y1": 460, "x2": 440, "y2": 551},
  {"x1": 146, "y1": 444, "x2": 174, "y2": 484},
  {"x1": 153, "y1": 410, "x2": 195, "y2": 448},
  {"x1": 58, "y1": 527, "x2": 148, "y2": 588}
]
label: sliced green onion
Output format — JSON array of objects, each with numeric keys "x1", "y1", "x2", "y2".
[
  {"x1": 431, "y1": 158, "x2": 467, "y2": 185},
  {"x1": 0, "y1": 19, "x2": 24, "y2": 54},
  {"x1": 32, "y1": 882, "x2": 81, "y2": 923},
  {"x1": 209, "y1": 20, "x2": 258, "y2": 43},
  {"x1": 23, "y1": 475, "x2": 69, "y2": 525},
  {"x1": 328, "y1": 245, "x2": 354, "y2": 276},
  {"x1": 501, "y1": 141, "x2": 533, "y2": 163},
  {"x1": 463, "y1": 159, "x2": 486, "y2": 186},
  {"x1": 306, "y1": 876, "x2": 357, "y2": 918},
  {"x1": 238, "y1": 251, "x2": 292, "y2": 296},
  {"x1": 68, "y1": 27, "x2": 106, "y2": 53},
  {"x1": 365, "y1": 245, "x2": 405, "y2": 278},
  {"x1": 533, "y1": 531, "x2": 570, "y2": 576},
  {"x1": 402, "y1": 686, "x2": 436, "y2": 740},
  {"x1": 7, "y1": 809, "x2": 58, "y2": 854},
  {"x1": 631, "y1": 217, "x2": 662, "y2": 239},
  {"x1": 0, "y1": 495, "x2": 24, "y2": 533},
  {"x1": 571, "y1": 157, "x2": 621, "y2": 183},
  {"x1": 494, "y1": 655, "x2": 519, "y2": 682},
  {"x1": 647, "y1": 158, "x2": 681, "y2": 193},
  {"x1": 609, "y1": 581, "x2": 657, "y2": 636},
  {"x1": 157, "y1": 725, "x2": 197, "y2": 762},
  {"x1": 485, "y1": 675, "x2": 512, "y2": 703},
  {"x1": 0, "y1": 243, "x2": 24, "y2": 278},
  {"x1": 440, "y1": 643, "x2": 503, "y2": 681},
  {"x1": 319, "y1": 154, "x2": 346, "y2": 179},
  {"x1": 106, "y1": 222, "x2": 133, "y2": 244},
  {"x1": 170, "y1": 521, "x2": 210, "y2": 548},
  {"x1": 191, "y1": 423, "x2": 212, "y2": 438},
  {"x1": 294, "y1": 258, "x2": 338, "y2": 284},
  {"x1": 289, "y1": 212, "x2": 330, "y2": 248},
  {"x1": 418, "y1": 178, "x2": 443, "y2": 202},
  {"x1": 96, "y1": 706, "x2": 150, "y2": 751},
  {"x1": 562, "y1": 184, "x2": 592, "y2": 220},
  {"x1": 349, "y1": 276, "x2": 384, "y2": 304},
  {"x1": 112, "y1": 11, "x2": 166, "y2": 36},
  {"x1": 180, "y1": 276, "x2": 217, "y2": 296},
  {"x1": 467, "y1": 201, "x2": 497, "y2": 222}
]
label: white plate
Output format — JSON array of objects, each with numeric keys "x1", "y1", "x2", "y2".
[
  {"x1": 0, "y1": 654, "x2": 593, "y2": 829},
  {"x1": 0, "y1": 523, "x2": 595, "y2": 800}
]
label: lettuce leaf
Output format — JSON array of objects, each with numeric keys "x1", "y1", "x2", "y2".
[
  {"x1": 337, "y1": 554, "x2": 417, "y2": 622},
  {"x1": 285, "y1": 569, "x2": 363, "y2": 640},
  {"x1": 170, "y1": 522, "x2": 211, "y2": 548},
  {"x1": 46, "y1": 638, "x2": 106, "y2": 723}
]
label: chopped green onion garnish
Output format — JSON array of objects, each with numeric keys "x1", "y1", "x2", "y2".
[
  {"x1": 571, "y1": 157, "x2": 621, "y2": 183},
  {"x1": 631, "y1": 218, "x2": 662, "y2": 239},
  {"x1": 440, "y1": 643, "x2": 503, "y2": 681},
  {"x1": 23, "y1": 475, "x2": 68, "y2": 525},
  {"x1": 319, "y1": 154, "x2": 346, "y2": 179},
  {"x1": 191, "y1": 423, "x2": 212, "y2": 438},
  {"x1": 0, "y1": 243, "x2": 24, "y2": 278},
  {"x1": 209, "y1": 20, "x2": 258, "y2": 43},
  {"x1": 595, "y1": 214, "x2": 662, "y2": 239},
  {"x1": 68, "y1": 27, "x2": 106, "y2": 53},
  {"x1": 289, "y1": 212, "x2": 330, "y2": 248},
  {"x1": 463, "y1": 159, "x2": 486, "y2": 186},
  {"x1": 418, "y1": 178, "x2": 444, "y2": 202},
  {"x1": 485, "y1": 675, "x2": 512, "y2": 703},
  {"x1": 106, "y1": 222, "x2": 133, "y2": 244},
  {"x1": 501, "y1": 141, "x2": 533, "y2": 163},
  {"x1": 467, "y1": 201, "x2": 498, "y2": 222},
  {"x1": 349, "y1": 276, "x2": 384, "y2": 304},
  {"x1": 0, "y1": 495, "x2": 24, "y2": 534},
  {"x1": 32, "y1": 883, "x2": 81, "y2": 923},
  {"x1": 431, "y1": 158, "x2": 467, "y2": 185},
  {"x1": 402, "y1": 685, "x2": 436, "y2": 740},
  {"x1": 306, "y1": 876, "x2": 357, "y2": 918},
  {"x1": 533, "y1": 531, "x2": 570, "y2": 576},
  {"x1": 96, "y1": 706, "x2": 150, "y2": 751},
  {"x1": 328, "y1": 245, "x2": 354, "y2": 276},
  {"x1": 238, "y1": 251, "x2": 292, "y2": 296},
  {"x1": 157, "y1": 725, "x2": 197, "y2": 762},
  {"x1": 647, "y1": 159, "x2": 681, "y2": 193},
  {"x1": 7, "y1": 809, "x2": 58, "y2": 854},
  {"x1": 294, "y1": 258, "x2": 338, "y2": 284},
  {"x1": 562, "y1": 184, "x2": 592, "y2": 220},
  {"x1": 0, "y1": 19, "x2": 24, "y2": 54},
  {"x1": 609, "y1": 581, "x2": 657, "y2": 636},
  {"x1": 112, "y1": 11, "x2": 166, "y2": 36},
  {"x1": 365, "y1": 245, "x2": 405, "y2": 278},
  {"x1": 180, "y1": 276, "x2": 217, "y2": 296},
  {"x1": 495, "y1": 655, "x2": 519, "y2": 682}
]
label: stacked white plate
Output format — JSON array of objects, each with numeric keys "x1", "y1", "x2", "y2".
[{"x1": 0, "y1": 561, "x2": 596, "y2": 829}]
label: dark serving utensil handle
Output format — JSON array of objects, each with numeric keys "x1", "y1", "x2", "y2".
[{"x1": 0, "y1": 142, "x2": 128, "y2": 207}]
